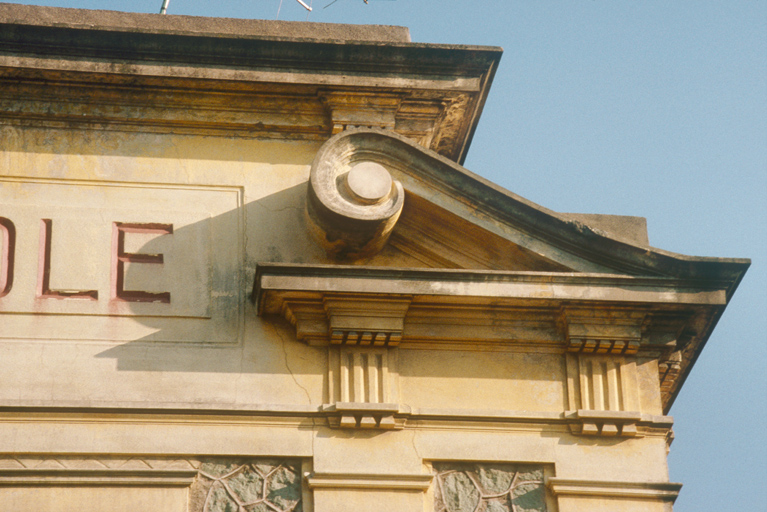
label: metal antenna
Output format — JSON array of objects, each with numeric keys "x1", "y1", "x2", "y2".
[
  {"x1": 295, "y1": 0, "x2": 313, "y2": 11},
  {"x1": 159, "y1": 0, "x2": 170, "y2": 14},
  {"x1": 278, "y1": 0, "x2": 312, "y2": 19},
  {"x1": 325, "y1": 0, "x2": 375, "y2": 9}
]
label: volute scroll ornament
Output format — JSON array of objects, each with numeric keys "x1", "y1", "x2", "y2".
[{"x1": 306, "y1": 131, "x2": 405, "y2": 260}]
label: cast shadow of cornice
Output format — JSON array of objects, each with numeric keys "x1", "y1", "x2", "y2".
[
  {"x1": 92, "y1": 179, "x2": 562, "y2": 396},
  {"x1": 95, "y1": 183, "x2": 328, "y2": 378}
]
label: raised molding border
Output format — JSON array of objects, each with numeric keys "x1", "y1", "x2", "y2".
[
  {"x1": 0, "y1": 176, "x2": 245, "y2": 346},
  {"x1": 546, "y1": 477, "x2": 682, "y2": 502},
  {"x1": 306, "y1": 472, "x2": 433, "y2": 491},
  {"x1": 0, "y1": 403, "x2": 675, "y2": 434},
  {"x1": 0, "y1": 457, "x2": 199, "y2": 487},
  {"x1": 0, "y1": 469, "x2": 197, "y2": 487}
]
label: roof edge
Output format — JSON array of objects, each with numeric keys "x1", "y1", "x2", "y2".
[{"x1": 0, "y1": 2, "x2": 411, "y2": 43}]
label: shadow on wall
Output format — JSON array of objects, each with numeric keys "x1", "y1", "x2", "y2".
[
  {"x1": 91, "y1": 181, "x2": 563, "y2": 389},
  {"x1": 95, "y1": 183, "x2": 328, "y2": 376}
]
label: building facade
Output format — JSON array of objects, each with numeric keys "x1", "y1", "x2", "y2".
[{"x1": 0, "y1": 4, "x2": 749, "y2": 511}]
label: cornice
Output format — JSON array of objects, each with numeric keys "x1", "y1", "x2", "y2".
[
  {"x1": 255, "y1": 262, "x2": 735, "y2": 413},
  {"x1": 255, "y1": 263, "x2": 730, "y2": 310},
  {"x1": 546, "y1": 477, "x2": 682, "y2": 502},
  {"x1": 306, "y1": 472, "x2": 433, "y2": 491},
  {"x1": 0, "y1": 7, "x2": 501, "y2": 162}
]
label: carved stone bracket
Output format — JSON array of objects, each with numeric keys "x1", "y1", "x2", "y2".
[
  {"x1": 563, "y1": 307, "x2": 645, "y2": 437},
  {"x1": 325, "y1": 296, "x2": 411, "y2": 346},
  {"x1": 318, "y1": 92, "x2": 446, "y2": 151},
  {"x1": 567, "y1": 410, "x2": 642, "y2": 437},
  {"x1": 321, "y1": 402, "x2": 409, "y2": 430},
  {"x1": 645, "y1": 315, "x2": 695, "y2": 405},
  {"x1": 319, "y1": 91, "x2": 402, "y2": 134},
  {"x1": 276, "y1": 294, "x2": 411, "y2": 347},
  {"x1": 562, "y1": 308, "x2": 645, "y2": 355}
]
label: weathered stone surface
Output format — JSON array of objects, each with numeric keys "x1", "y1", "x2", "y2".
[
  {"x1": 482, "y1": 499, "x2": 512, "y2": 512},
  {"x1": 513, "y1": 482, "x2": 547, "y2": 512},
  {"x1": 439, "y1": 470, "x2": 481, "y2": 512},
  {"x1": 266, "y1": 465, "x2": 303, "y2": 511},
  {"x1": 191, "y1": 459, "x2": 302, "y2": 512},
  {"x1": 228, "y1": 467, "x2": 265, "y2": 503},
  {"x1": 207, "y1": 483, "x2": 239, "y2": 512},
  {"x1": 200, "y1": 461, "x2": 244, "y2": 479},
  {"x1": 477, "y1": 465, "x2": 515, "y2": 494},
  {"x1": 246, "y1": 503, "x2": 274, "y2": 512},
  {"x1": 434, "y1": 464, "x2": 546, "y2": 512}
]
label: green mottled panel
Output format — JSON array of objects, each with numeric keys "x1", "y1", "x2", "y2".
[
  {"x1": 440, "y1": 470, "x2": 481, "y2": 512},
  {"x1": 190, "y1": 459, "x2": 303, "y2": 512},
  {"x1": 516, "y1": 468, "x2": 545, "y2": 483},
  {"x1": 200, "y1": 461, "x2": 245, "y2": 479},
  {"x1": 512, "y1": 482, "x2": 546, "y2": 512},
  {"x1": 254, "y1": 461, "x2": 278, "y2": 476},
  {"x1": 228, "y1": 466, "x2": 265, "y2": 503},
  {"x1": 476, "y1": 465, "x2": 514, "y2": 494},
  {"x1": 206, "y1": 482, "x2": 239, "y2": 512},
  {"x1": 245, "y1": 503, "x2": 272, "y2": 512},
  {"x1": 483, "y1": 498, "x2": 512, "y2": 512},
  {"x1": 266, "y1": 464, "x2": 302, "y2": 511},
  {"x1": 435, "y1": 463, "x2": 546, "y2": 512}
]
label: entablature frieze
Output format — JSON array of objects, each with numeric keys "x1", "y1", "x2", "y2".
[
  {"x1": 255, "y1": 263, "x2": 728, "y2": 417},
  {"x1": 255, "y1": 263, "x2": 724, "y2": 353}
]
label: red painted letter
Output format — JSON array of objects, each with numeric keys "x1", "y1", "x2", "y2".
[
  {"x1": 0, "y1": 217, "x2": 15, "y2": 298},
  {"x1": 111, "y1": 222, "x2": 173, "y2": 303},
  {"x1": 37, "y1": 219, "x2": 98, "y2": 300}
]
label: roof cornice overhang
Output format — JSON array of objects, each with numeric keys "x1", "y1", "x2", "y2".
[
  {"x1": 255, "y1": 263, "x2": 730, "y2": 308},
  {"x1": 0, "y1": 4, "x2": 501, "y2": 162},
  {"x1": 254, "y1": 262, "x2": 735, "y2": 414}
]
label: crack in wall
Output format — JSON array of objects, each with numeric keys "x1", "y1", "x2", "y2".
[
  {"x1": 271, "y1": 323, "x2": 312, "y2": 405},
  {"x1": 409, "y1": 429, "x2": 422, "y2": 461}
]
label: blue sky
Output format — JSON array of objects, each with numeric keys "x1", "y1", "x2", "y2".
[{"x1": 7, "y1": 1, "x2": 767, "y2": 509}]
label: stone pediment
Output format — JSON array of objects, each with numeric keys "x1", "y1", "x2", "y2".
[
  {"x1": 304, "y1": 128, "x2": 747, "y2": 284},
  {"x1": 255, "y1": 128, "x2": 749, "y2": 415}
]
